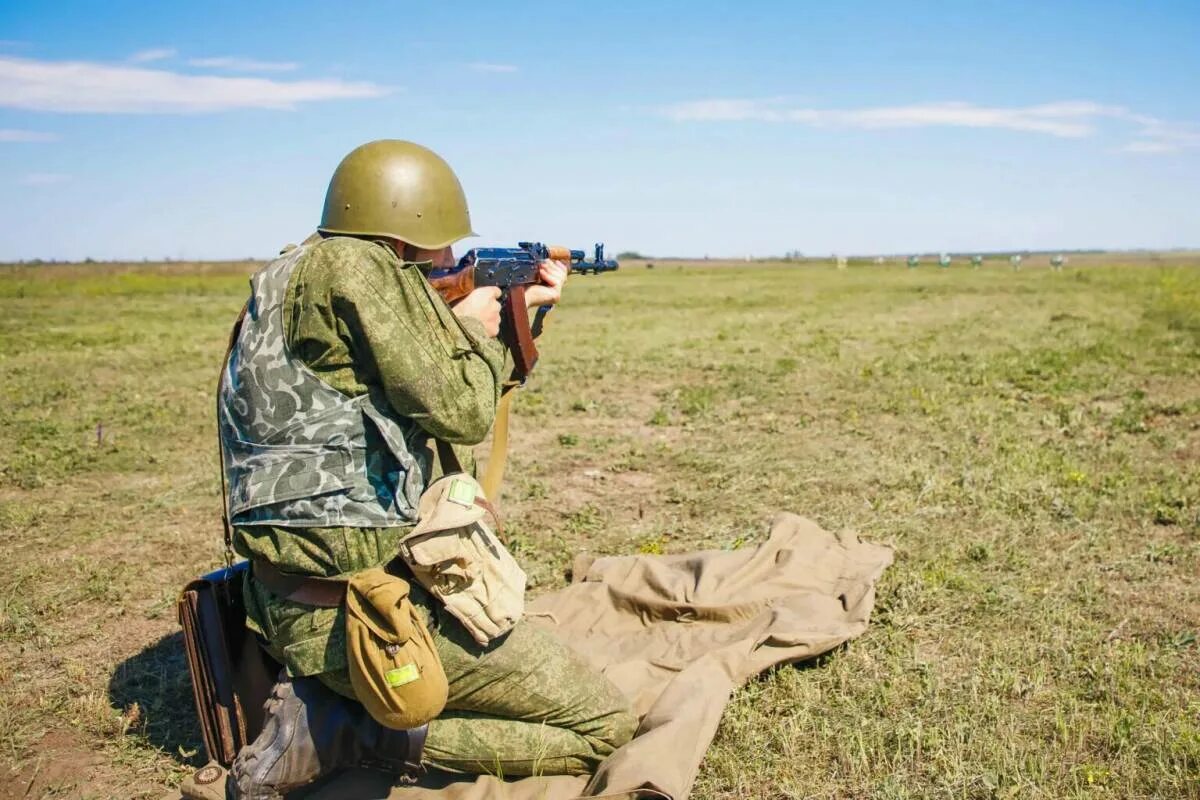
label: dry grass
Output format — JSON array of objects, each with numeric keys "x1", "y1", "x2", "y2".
[{"x1": 0, "y1": 254, "x2": 1197, "y2": 799}]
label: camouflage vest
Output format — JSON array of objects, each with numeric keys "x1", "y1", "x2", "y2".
[{"x1": 218, "y1": 245, "x2": 430, "y2": 528}]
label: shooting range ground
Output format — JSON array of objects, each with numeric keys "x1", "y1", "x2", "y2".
[{"x1": 0, "y1": 253, "x2": 1198, "y2": 798}]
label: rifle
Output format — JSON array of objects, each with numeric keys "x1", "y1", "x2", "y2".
[{"x1": 428, "y1": 242, "x2": 618, "y2": 380}]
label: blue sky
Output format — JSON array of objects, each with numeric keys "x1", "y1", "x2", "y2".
[{"x1": 0, "y1": 0, "x2": 1197, "y2": 260}]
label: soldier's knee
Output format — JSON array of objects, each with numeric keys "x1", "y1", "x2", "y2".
[
  {"x1": 589, "y1": 706, "x2": 638, "y2": 763},
  {"x1": 606, "y1": 708, "x2": 638, "y2": 752}
]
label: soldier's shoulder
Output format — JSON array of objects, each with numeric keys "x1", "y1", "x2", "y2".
[
  {"x1": 292, "y1": 237, "x2": 404, "y2": 304},
  {"x1": 292, "y1": 236, "x2": 374, "y2": 280},
  {"x1": 302, "y1": 234, "x2": 377, "y2": 265},
  {"x1": 305, "y1": 236, "x2": 397, "y2": 274}
]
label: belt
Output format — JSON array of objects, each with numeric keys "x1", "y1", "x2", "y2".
[
  {"x1": 251, "y1": 559, "x2": 349, "y2": 608},
  {"x1": 252, "y1": 556, "x2": 414, "y2": 608}
]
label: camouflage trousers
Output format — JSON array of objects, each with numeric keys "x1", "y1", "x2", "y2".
[{"x1": 255, "y1": 578, "x2": 637, "y2": 777}]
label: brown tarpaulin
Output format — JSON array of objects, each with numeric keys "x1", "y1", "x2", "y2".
[{"x1": 296, "y1": 512, "x2": 893, "y2": 800}]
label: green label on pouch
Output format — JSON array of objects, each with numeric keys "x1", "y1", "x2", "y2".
[
  {"x1": 448, "y1": 478, "x2": 476, "y2": 507},
  {"x1": 386, "y1": 663, "x2": 421, "y2": 688}
]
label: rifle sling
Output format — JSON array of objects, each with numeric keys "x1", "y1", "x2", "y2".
[
  {"x1": 480, "y1": 386, "x2": 516, "y2": 502},
  {"x1": 481, "y1": 283, "x2": 546, "y2": 502}
]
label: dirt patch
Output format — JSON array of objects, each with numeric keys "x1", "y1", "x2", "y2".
[{"x1": 0, "y1": 729, "x2": 103, "y2": 800}]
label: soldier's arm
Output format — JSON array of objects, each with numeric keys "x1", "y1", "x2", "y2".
[{"x1": 289, "y1": 239, "x2": 508, "y2": 445}]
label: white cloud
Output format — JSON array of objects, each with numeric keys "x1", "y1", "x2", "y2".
[
  {"x1": 129, "y1": 47, "x2": 176, "y2": 63},
  {"x1": 1120, "y1": 141, "x2": 1178, "y2": 154},
  {"x1": 21, "y1": 172, "x2": 69, "y2": 186},
  {"x1": 188, "y1": 56, "x2": 299, "y2": 72},
  {"x1": 1118, "y1": 117, "x2": 1200, "y2": 154},
  {"x1": 469, "y1": 62, "x2": 518, "y2": 73},
  {"x1": 0, "y1": 55, "x2": 390, "y2": 113},
  {"x1": 662, "y1": 98, "x2": 1200, "y2": 154},
  {"x1": 0, "y1": 128, "x2": 58, "y2": 142},
  {"x1": 663, "y1": 99, "x2": 1117, "y2": 137}
]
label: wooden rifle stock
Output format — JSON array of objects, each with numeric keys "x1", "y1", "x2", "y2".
[{"x1": 427, "y1": 267, "x2": 476, "y2": 304}]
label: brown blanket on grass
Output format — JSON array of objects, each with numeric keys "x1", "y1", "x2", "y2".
[{"x1": 299, "y1": 513, "x2": 893, "y2": 800}]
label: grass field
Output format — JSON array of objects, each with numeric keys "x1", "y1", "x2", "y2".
[{"x1": 0, "y1": 254, "x2": 1197, "y2": 799}]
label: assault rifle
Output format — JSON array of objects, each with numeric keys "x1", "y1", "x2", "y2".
[{"x1": 428, "y1": 242, "x2": 618, "y2": 379}]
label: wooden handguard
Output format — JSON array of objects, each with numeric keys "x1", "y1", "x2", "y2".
[
  {"x1": 427, "y1": 267, "x2": 477, "y2": 304},
  {"x1": 544, "y1": 245, "x2": 572, "y2": 262}
]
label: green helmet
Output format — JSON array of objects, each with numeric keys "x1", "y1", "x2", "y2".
[{"x1": 318, "y1": 140, "x2": 476, "y2": 249}]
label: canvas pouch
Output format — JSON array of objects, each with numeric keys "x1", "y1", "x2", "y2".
[
  {"x1": 344, "y1": 567, "x2": 448, "y2": 730},
  {"x1": 399, "y1": 473, "x2": 526, "y2": 646}
]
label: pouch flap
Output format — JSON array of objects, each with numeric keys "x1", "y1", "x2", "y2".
[
  {"x1": 402, "y1": 529, "x2": 476, "y2": 568},
  {"x1": 411, "y1": 474, "x2": 487, "y2": 536},
  {"x1": 344, "y1": 567, "x2": 414, "y2": 645}
]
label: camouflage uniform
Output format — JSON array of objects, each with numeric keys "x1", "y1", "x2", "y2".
[{"x1": 221, "y1": 236, "x2": 635, "y2": 776}]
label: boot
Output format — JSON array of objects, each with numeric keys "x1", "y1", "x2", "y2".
[
  {"x1": 228, "y1": 673, "x2": 426, "y2": 800},
  {"x1": 179, "y1": 762, "x2": 229, "y2": 800}
]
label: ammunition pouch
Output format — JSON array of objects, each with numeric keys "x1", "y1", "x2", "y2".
[
  {"x1": 249, "y1": 559, "x2": 449, "y2": 731},
  {"x1": 344, "y1": 568, "x2": 449, "y2": 730},
  {"x1": 399, "y1": 473, "x2": 526, "y2": 646}
]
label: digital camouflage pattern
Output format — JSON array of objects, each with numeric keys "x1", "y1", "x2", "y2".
[
  {"x1": 225, "y1": 235, "x2": 634, "y2": 775},
  {"x1": 228, "y1": 235, "x2": 508, "y2": 661},
  {"x1": 299, "y1": 582, "x2": 637, "y2": 776},
  {"x1": 419, "y1": 598, "x2": 637, "y2": 776}
]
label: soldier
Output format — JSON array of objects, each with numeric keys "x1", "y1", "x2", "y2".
[{"x1": 196, "y1": 141, "x2": 636, "y2": 800}]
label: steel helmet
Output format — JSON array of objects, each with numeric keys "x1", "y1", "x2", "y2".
[{"x1": 318, "y1": 140, "x2": 476, "y2": 249}]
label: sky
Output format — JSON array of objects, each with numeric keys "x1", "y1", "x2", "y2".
[{"x1": 0, "y1": 0, "x2": 1197, "y2": 261}]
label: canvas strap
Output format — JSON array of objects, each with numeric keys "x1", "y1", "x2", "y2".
[{"x1": 480, "y1": 385, "x2": 517, "y2": 501}]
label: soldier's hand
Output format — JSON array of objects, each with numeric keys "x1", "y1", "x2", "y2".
[
  {"x1": 452, "y1": 286, "x2": 502, "y2": 337},
  {"x1": 525, "y1": 260, "x2": 568, "y2": 309}
]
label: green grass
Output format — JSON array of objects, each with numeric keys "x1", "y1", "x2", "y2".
[{"x1": 0, "y1": 255, "x2": 1197, "y2": 798}]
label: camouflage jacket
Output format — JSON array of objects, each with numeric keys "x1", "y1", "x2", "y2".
[
  {"x1": 225, "y1": 236, "x2": 507, "y2": 675},
  {"x1": 219, "y1": 243, "x2": 430, "y2": 530}
]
